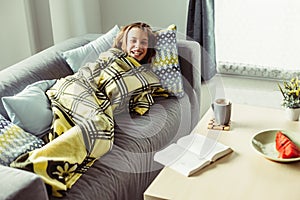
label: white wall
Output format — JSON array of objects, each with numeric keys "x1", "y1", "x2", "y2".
[
  {"x1": 24, "y1": 0, "x2": 54, "y2": 53},
  {"x1": 0, "y1": 1, "x2": 32, "y2": 70},
  {"x1": 0, "y1": 0, "x2": 189, "y2": 70},
  {"x1": 49, "y1": 0, "x2": 102, "y2": 44},
  {"x1": 99, "y1": 0, "x2": 189, "y2": 37}
]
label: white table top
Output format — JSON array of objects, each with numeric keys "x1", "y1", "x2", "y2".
[{"x1": 144, "y1": 104, "x2": 300, "y2": 200}]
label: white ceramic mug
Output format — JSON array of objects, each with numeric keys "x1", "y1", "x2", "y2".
[{"x1": 211, "y1": 98, "x2": 232, "y2": 125}]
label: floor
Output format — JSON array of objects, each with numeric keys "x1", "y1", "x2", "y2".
[{"x1": 200, "y1": 74, "x2": 283, "y2": 118}]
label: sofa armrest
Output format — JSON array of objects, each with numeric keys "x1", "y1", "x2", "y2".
[
  {"x1": 0, "y1": 165, "x2": 48, "y2": 200},
  {"x1": 177, "y1": 39, "x2": 201, "y2": 94},
  {"x1": 177, "y1": 39, "x2": 201, "y2": 128}
]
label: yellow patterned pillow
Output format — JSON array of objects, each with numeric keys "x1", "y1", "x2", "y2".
[
  {"x1": 0, "y1": 114, "x2": 44, "y2": 166},
  {"x1": 151, "y1": 24, "x2": 184, "y2": 98}
]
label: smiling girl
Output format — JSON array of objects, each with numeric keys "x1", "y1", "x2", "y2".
[{"x1": 113, "y1": 22, "x2": 157, "y2": 64}]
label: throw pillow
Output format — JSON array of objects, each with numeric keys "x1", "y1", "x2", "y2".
[
  {"x1": 62, "y1": 25, "x2": 120, "y2": 73},
  {"x1": 2, "y1": 79, "x2": 56, "y2": 137},
  {"x1": 0, "y1": 114, "x2": 44, "y2": 166},
  {"x1": 151, "y1": 24, "x2": 184, "y2": 98}
]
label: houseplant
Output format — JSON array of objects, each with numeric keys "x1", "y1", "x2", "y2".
[{"x1": 278, "y1": 77, "x2": 300, "y2": 121}]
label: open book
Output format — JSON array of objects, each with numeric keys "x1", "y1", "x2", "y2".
[{"x1": 154, "y1": 133, "x2": 233, "y2": 176}]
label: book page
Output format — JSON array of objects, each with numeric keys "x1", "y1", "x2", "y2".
[
  {"x1": 154, "y1": 143, "x2": 188, "y2": 166},
  {"x1": 154, "y1": 133, "x2": 233, "y2": 176},
  {"x1": 154, "y1": 143, "x2": 210, "y2": 176},
  {"x1": 177, "y1": 133, "x2": 232, "y2": 161},
  {"x1": 169, "y1": 150, "x2": 210, "y2": 176}
]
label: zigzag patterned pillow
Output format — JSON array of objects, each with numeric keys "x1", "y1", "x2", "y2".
[
  {"x1": 0, "y1": 114, "x2": 44, "y2": 166},
  {"x1": 151, "y1": 24, "x2": 184, "y2": 98}
]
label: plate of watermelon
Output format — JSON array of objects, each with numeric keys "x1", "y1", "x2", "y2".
[{"x1": 251, "y1": 129, "x2": 300, "y2": 162}]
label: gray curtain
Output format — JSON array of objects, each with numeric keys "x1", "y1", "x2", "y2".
[{"x1": 186, "y1": 0, "x2": 217, "y2": 81}]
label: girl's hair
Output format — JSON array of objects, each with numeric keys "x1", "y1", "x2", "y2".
[{"x1": 112, "y1": 22, "x2": 157, "y2": 64}]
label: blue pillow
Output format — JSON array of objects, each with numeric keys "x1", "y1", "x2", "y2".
[
  {"x1": 62, "y1": 25, "x2": 120, "y2": 72},
  {"x1": 1, "y1": 79, "x2": 56, "y2": 137}
]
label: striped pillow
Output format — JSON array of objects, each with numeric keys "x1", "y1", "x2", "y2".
[
  {"x1": 0, "y1": 114, "x2": 44, "y2": 166},
  {"x1": 152, "y1": 24, "x2": 184, "y2": 98}
]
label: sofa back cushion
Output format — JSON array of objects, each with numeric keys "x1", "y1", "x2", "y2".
[{"x1": 0, "y1": 35, "x2": 99, "y2": 118}]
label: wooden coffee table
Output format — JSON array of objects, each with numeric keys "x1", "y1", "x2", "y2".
[{"x1": 144, "y1": 104, "x2": 300, "y2": 200}]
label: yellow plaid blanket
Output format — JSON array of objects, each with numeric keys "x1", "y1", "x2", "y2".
[{"x1": 10, "y1": 48, "x2": 167, "y2": 197}]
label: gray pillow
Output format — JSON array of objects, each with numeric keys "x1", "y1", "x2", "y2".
[{"x1": 1, "y1": 79, "x2": 56, "y2": 137}]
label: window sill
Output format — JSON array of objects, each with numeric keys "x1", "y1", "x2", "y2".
[{"x1": 217, "y1": 61, "x2": 300, "y2": 81}]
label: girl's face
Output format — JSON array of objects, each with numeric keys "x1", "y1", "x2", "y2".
[{"x1": 126, "y1": 27, "x2": 148, "y2": 61}]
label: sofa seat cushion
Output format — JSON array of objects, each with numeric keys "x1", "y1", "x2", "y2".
[
  {"x1": 113, "y1": 96, "x2": 192, "y2": 155},
  {"x1": 49, "y1": 94, "x2": 192, "y2": 200}
]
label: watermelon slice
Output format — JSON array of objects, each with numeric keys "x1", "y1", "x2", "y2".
[{"x1": 275, "y1": 131, "x2": 300, "y2": 159}]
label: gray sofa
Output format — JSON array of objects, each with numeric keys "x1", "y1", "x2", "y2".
[{"x1": 0, "y1": 34, "x2": 201, "y2": 200}]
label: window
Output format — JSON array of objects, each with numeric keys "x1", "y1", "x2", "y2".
[{"x1": 215, "y1": 0, "x2": 300, "y2": 80}]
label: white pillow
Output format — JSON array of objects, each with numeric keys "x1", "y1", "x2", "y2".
[{"x1": 62, "y1": 25, "x2": 120, "y2": 72}]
